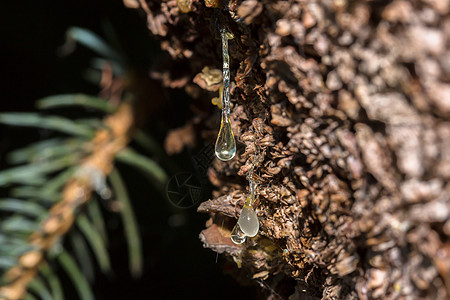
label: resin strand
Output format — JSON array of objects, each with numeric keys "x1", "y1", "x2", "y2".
[{"x1": 215, "y1": 27, "x2": 236, "y2": 161}]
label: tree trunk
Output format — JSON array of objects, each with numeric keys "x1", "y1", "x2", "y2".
[{"x1": 127, "y1": 0, "x2": 450, "y2": 298}]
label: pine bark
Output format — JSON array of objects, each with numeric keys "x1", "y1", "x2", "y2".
[{"x1": 127, "y1": 0, "x2": 450, "y2": 298}]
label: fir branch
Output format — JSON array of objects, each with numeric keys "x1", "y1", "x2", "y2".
[{"x1": 0, "y1": 102, "x2": 135, "y2": 300}]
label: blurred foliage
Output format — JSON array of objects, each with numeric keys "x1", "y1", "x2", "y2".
[{"x1": 0, "y1": 27, "x2": 168, "y2": 300}]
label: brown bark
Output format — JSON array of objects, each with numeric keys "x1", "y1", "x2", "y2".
[{"x1": 127, "y1": 0, "x2": 450, "y2": 298}]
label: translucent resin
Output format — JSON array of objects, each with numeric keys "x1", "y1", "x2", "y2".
[
  {"x1": 215, "y1": 26, "x2": 236, "y2": 161},
  {"x1": 215, "y1": 114, "x2": 236, "y2": 161},
  {"x1": 231, "y1": 222, "x2": 247, "y2": 244},
  {"x1": 237, "y1": 204, "x2": 259, "y2": 237}
]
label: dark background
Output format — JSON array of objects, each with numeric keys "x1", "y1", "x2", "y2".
[{"x1": 0, "y1": 1, "x2": 258, "y2": 299}]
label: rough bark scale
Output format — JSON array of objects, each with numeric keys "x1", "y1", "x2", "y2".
[{"x1": 126, "y1": 0, "x2": 450, "y2": 298}]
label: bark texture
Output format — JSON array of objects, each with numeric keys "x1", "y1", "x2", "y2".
[{"x1": 126, "y1": 0, "x2": 450, "y2": 298}]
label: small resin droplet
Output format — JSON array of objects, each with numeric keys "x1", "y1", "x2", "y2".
[
  {"x1": 215, "y1": 116, "x2": 236, "y2": 161},
  {"x1": 238, "y1": 205, "x2": 259, "y2": 237},
  {"x1": 231, "y1": 223, "x2": 247, "y2": 244},
  {"x1": 177, "y1": 0, "x2": 193, "y2": 13}
]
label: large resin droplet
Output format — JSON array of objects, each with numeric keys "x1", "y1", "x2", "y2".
[
  {"x1": 231, "y1": 223, "x2": 247, "y2": 244},
  {"x1": 215, "y1": 116, "x2": 236, "y2": 161},
  {"x1": 238, "y1": 205, "x2": 259, "y2": 237}
]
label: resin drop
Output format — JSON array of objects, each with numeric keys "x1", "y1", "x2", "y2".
[
  {"x1": 215, "y1": 116, "x2": 236, "y2": 161},
  {"x1": 231, "y1": 222, "x2": 247, "y2": 244},
  {"x1": 238, "y1": 205, "x2": 259, "y2": 237}
]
